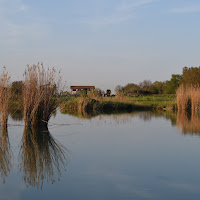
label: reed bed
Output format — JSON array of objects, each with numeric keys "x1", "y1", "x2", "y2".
[
  {"x1": 0, "y1": 68, "x2": 11, "y2": 126},
  {"x1": 23, "y1": 63, "x2": 62, "y2": 127},
  {"x1": 176, "y1": 85, "x2": 200, "y2": 113}
]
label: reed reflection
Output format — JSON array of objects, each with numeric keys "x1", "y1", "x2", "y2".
[
  {"x1": 61, "y1": 109, "x2": 98, "y2": 119},
  {"x1": 177, "y1": 111, "x2": 200, "y2": 135},
  {"x1": 0, "y1": 125, "x2": 12, "y2": 183},
  {"x1": 19, "y1": 126, "x2": 70, "y2": 189}
]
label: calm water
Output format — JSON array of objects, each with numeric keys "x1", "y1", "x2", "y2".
[{"x1": 1, "y1": 111, "x2": 200, "y2": 199}]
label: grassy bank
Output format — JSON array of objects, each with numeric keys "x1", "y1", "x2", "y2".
[
  {"x1": 127, "y1": 94, "x2": 177, "y2": 110},
  {"x1": 7, "y1": 95, "x2": 177, "y2": 119},
  {"x1": 59, "y1": 95, "x2": 176, "y2": 114}
]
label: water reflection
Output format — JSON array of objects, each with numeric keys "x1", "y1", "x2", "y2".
[
  {"x1": 177, "y1": 112, "x2": 200, "y2": 135},
  {"x1": 9, "y1": 108, "x2": 23, "y2": 121},
  {"x1": 62, "y1": 108, "x2": 200, "y2": 135},
  {"x1": 19, "y1": 126, "x2": 70, "y2": 189},
  {"x1": 8, "y1": 108, "x2": 57, "y2": 122},
  {"x1": 60, "y1": 109, "x2": 99, "y2": 119},
  {"x1": 0, "y1": 126, "x2": 12, "y2": 183},
  {"x1": 62, "y1": 109, "x2": 177, "y2": 126},
  {"x1": 136, "y1": 111, "x2": 176, "y2": 124}
]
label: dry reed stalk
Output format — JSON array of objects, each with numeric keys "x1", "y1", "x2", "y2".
[
  {"x1": 191, "y1": 86, "x2": 200, "y2": 113},
  {"x1": 177, "y1": 85, "x2": 200, "y2": 113},
  {"x1": 23, "y1": 63, "x2": 62, "y2": 127},
  {"x1": 0, "y1": 68, "x2": 11, "y2": 126}
]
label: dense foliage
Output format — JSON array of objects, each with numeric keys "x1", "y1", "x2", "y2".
[
  {"x1": 11, "y1": 81, "x2": 23, "y2": 98},
  {"x1": 182, "y1": 67, "x2": 200, "y2": 86},
  {"x1": 115, "y1": 71, "x2": 184, "y2": 95},
  {"x1": 164, "y1": 74, "x2": 182, "y2": 94}
]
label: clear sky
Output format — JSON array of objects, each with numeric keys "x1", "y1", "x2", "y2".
[{"x1": 0, "y1": 0, "x2": 200, "y2": 91}]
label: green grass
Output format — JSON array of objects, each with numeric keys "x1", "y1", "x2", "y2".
[
  {"x1": 59, "y1": 94, "x2": 176, "y2": 114},
  {"x1": 8, "y1": 95, "x2": 177, "y2": 119},
  {"x1": 9, "y1": 97, "x2": 23, "y2": 110},
  {"x1": 127, "y1": 94, "x2": 177, "y2": 110}
]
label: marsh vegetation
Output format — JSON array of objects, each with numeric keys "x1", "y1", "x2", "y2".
[
  {"x1": 23, "y1": 63, "x2": 62, "y2": 127},
  {"x1": 0, "y1": 68, "x2": 11, "y2": 127}
]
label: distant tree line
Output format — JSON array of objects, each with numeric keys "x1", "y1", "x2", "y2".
[
  {"x1": 10, "y1": 66, "x2": 200, "y2": 98},
  {"x1": 115, "y1": 66, "x2": 200, "y2": 96}
]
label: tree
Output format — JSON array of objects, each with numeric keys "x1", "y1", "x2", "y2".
[
  {"x1": 139, "y1": 80, "x2": 153, "y2": 94},
  {"x1": 123, "y1": 83, "x2": 140, "y2": 93},
  {"x1": 164, "y1": 74, "x2": 182, "y2": 94},
  {"x1": 139, "y1": 80, "x2": 152, "y2": 89},
  {"x1": 152, "y1": 81, "x2": 166, "y2": 94},
  {"x1": 11, "y1": 81, "x2": 23, "y2": 98},
  {"x1": 115, "y1": 85, "x2": 124, "y2": 95},
  {"x1": 182, "y1": 66, "x2": 200, "y2": 86}
]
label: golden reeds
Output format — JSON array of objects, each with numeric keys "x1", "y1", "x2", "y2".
[
  {"x1": 23, "y1": 63, "x2": 62, "y2": 127},
  {"x1": 176, "y1": 85, "x2": 200, "y2": 113},
  {"x1": 0, "y1": 68, "x2": 11, "y2": 126},
  {"x1": 176, "y1": 84, "x2": 200, "y2": 134}
]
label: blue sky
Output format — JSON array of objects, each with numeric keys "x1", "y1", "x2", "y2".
[{"x1": 0, "y1": 0, "x2": 200, "y2": 91}]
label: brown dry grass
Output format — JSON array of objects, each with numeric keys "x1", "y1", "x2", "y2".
[
  {"x1": 0, "y1": 68, "x2": 11, "y2": 126},
  {"x1": 176, "y1": 85, "x2": 200, "y2": 113},
  {"x1": 23, "y1": 63, "x2": 62, "y2": 127}
]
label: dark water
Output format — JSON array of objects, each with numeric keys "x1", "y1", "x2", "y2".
[{"x1": 1, "y1": 111, "x2": 200, "y2": 199}]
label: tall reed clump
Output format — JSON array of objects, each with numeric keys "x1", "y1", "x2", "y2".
[
  {"x1": 23, "y1": 63, "x2": 62, "y2": 127},
  {"x1": 0, "y1": 68, "x2": 11, "y2": 126},
  {"x1": 176, "y1": 84, "x2": 200, "y2": 113}
]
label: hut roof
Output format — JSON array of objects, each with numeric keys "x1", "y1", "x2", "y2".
[{"x1": 70, "y1": 86, "x2": 95, "y2": 89}]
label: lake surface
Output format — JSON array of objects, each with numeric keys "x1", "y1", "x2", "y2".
[{"x1": 1, "y1": 110, "x2": 200, "y2": 199}]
